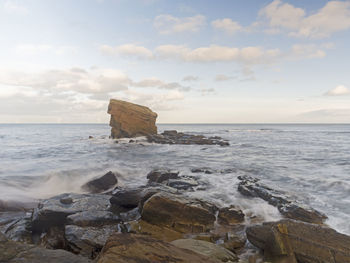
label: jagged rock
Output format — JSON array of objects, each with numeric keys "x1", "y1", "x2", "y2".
[
  {"x1": 65, "y1": 224, "x2": 117, "y2": 259},
  {"x1": 67, "y1": 210, "x2": 119, "y2": 227},
  {"x1": 38, "y1": 226, "x2": 66, "y2": 249},
  {"x1": 171, "y1": 239, "x2": 238, "y2": 262},
  {"x1": 166, "y1": 177, "x2": 199, "y2": 190},
  {"x1": 107, "y1": 99, "x2": 157, "y2": 138},
  {"x1": 32, "y1": 193, "x2": 111, "y2": 233},
  {"x1": 246, "y1": 219, "x2": 350, "y2": 263},
  {"x1": 141, "y1": 192, "x2": 217, "y2": 234},
  {"x1": 82, "y1": 171, "x2": 118, "y2": 193},
  {"x1": 238, "y1": 176, "x2": 327, "y2": 224},
  {"x1": 147, "y1": 130, "x2": 230, "y2": 146},
  {"x1": 2, "y1": 212, "x2": 32, "y2": 243},
  {"x1": 146, "y1": 169, "x2": 179, "y2": 184},
  {"x1": 97, "y1": 233, "x2": 219, "y2": 263},
  {"x1": 218, "y1": 206, "x2": 245, "y2": 225},
  {"x1": 0, "y1": 232, "x2": 90, "y2": 263}
]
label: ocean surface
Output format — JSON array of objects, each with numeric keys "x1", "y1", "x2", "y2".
[{"x1": 0, "y1": 124, "x2": 349, "y2": 235}]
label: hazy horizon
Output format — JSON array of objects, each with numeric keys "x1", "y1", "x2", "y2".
[{"x1": 1, "y1": 0, "x2": 350, "y2": 123}]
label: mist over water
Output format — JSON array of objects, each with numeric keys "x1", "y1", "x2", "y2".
[{"x1": 0, "y1": 123, "x2": 349, "y2": 234}]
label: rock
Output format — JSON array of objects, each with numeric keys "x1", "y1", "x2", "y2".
[
  {"x1": 65, "y1": 224, "x2": 117, "y2": 259},
  {"x1": 191, "y1": 167, "x2": 215, "y2": 174},
  {"x1": 107, "y1": 99, "x2": 157, "y2": 138},
  {"x1": 147, "y1": 130, "x2": 230, "y2": 146},
  {"x1": 32, "y1": 193, "x2": 111, "y2": 233},
  {"x1": 141, "y1": 192, "x2": 216, "y2": 233},
  {"x1": 38, "y1": 226, "x2": 66, "y2": 249},
  {"x1": 246, "y1": 219, "x2": 350, "y2": 263},
  {"x1": 60, "y1": 197, "x2": 73, "y2": 205},
  {"x1": 0, "y1": 199, "x2": 36, "y2": 212},
  {"x1": 67, "y1": 210, "x2": 119, "y2": 227},
  {"x1": 166, "y1": 177, "x2": 199, "y2": 190},
  {"x1": 2, "y1": 212, "x2": 32, "y2": 243},
  {"x1": 88, "y1": 136, "x2": 93, "y2": 139},
  {"x1": 171, "y1": 239, "x2": 238, "y2": 262},
  {"x1": 82, "y1": 171, "x2": 118, "y2": 193},
  {"x1": 0, "y1": 232, "x2": 90, "y2": 263},
  {"x1": 146, "y1": 169, "x2": 179, "y2": 184},
  {"x1": 218, "y1": 206, "x2": 245, "y2": 225},
  {"x1": 97, "y1": 233, "x2": 218, "y2": 263},
  {"x1": 238, "y1": 176, "x2": 327, "y2": 224}
]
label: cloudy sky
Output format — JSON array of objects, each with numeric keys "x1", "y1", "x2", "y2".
[{"x1": 1, "y1": 0, "x2": 350, "y2": 123}]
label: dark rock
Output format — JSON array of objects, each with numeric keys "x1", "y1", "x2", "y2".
[
  {"x1": 246, "y1": 219, "x2": 350, "y2": 263},
  {"x1": 110, "y1": 188, "x2": 143, "y2": 210},
  {"x1": 60, "y1": 197, "x2": 73, "y2": 205},
  {"x1": 146, "y1": 169, "x2": 179, "y2": 184},
  {"x1": 0, "y1": 200, "x2": 37, "y2": 212},
  {"x1": 128, "y1": 139, "x2": 135, "y2": 143},
  {"x1": 88, "y1": 136, "x2": 93, "y2": 139},
  {"x1": 67, "y1": 210, "x2": 119, "y2": 227},
  {"x1": 238, "y1": 176, "x2": 327, "y2": 224},
  {"x1": 0, "y1": 232, "x2": 90, "y2": 263},
  {"x1": 97, "y1": 233, "x2": 218, "y2": 263},
  {"x1": 166, "y1": 178, "x2": 199, "y2": 190},
  {"x1": 141, "y1": 192, "x2": 217, "y2": 234},
  {"x1": 65, "y1": 224, "x2": 117, "y2": 259},
  {"x1": 32, "y1": 193, "x2": 110, "y2": 233},
  {"x1": 82, "y1": 171, "x2": 118, "y2": 193},
  {"x1": 191, "y1": 167, "x2": 214, "y2": 174},
  {"x1": 38, "y1": 226, "x2": 66, "y2": 249},
  {"x1": 147, "y1": 130, "x2": 230, "y2": 146},
  {"x1": 2, "y1": 212, "x2": 32, "y2": 243},
  {"x1": 218, "y1": 206, "x2": 245, "y2": 225}
]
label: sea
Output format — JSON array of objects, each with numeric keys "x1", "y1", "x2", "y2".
[{"x1": 0, "y1": 123, "x2": 349, "y2": 235}]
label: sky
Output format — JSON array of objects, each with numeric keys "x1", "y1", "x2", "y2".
[{"x1": 0, "y1": 0, "x2": 350, "y2": 123}]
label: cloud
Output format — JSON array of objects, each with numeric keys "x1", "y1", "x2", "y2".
[
  {"x1": 182, "y1": 75, "x2": 198, "y2": 82},
  {"x1": 215, "y1": 74, "x2": 235, "y2": 82},
  {"x1": 325, "y1": 85, "x2": 350, "y2": 96},
  {"x1": 154, "y1": 14, "x2": 206, "y2": 34},
  {"x1": 132, "y1": 77, "x2": 190, "y2": 91},
  {"x1": 259, "y1": 0, "x2": 350, "y2": 38},
  {"x1": 15, "y1": 44, "x2": 77, "y2": 56},
  {"x1": 211, "y1": 18, "x2": 242, "y2": 34},
  {"x1": 100, "y1": 44, "x2": 153, "y2": 59},
  {"x1": 290, "y1": 44, "x2": 326, "y2": 59},
  {"x1": 2, "y1": 0, "x2": 28, "y2": 15}
]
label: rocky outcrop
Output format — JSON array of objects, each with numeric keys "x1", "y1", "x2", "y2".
[
  {"x1": 147, "y1": 130, "x2": 230, "y2": 146},
  {"x1": 171, "y1": 239, "x2": 238, "y2": 262},
  {"x1": 218, "y1": 206, "x2": 245, "y2": 225},
  {"x1": 97, "y1": 233, "x2": 219, "y2": 263},
  {"x1": 0, "y1": 232, "x2": 90, "y2": 263},
  {"x1": 82, "y1": 171, "x2": 119, "y2": 193},
  {"x1": 238, "y1": 175, "x2": 327, "y2": 224},
  {"x1": 246, "y1": 219, "x2": 350, "y2": 263},
  {"x1": 107, "y1": 99, "x2": 157, "y2": 138}
]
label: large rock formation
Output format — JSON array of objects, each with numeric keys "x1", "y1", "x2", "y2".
[
  {"x1": 107, "y1": 99, "x2": 157, "y2": 138},
  {"x1": 246, "y1": 219, "x2": 350, "y2": 263}
]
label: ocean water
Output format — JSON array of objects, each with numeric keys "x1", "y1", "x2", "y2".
[{"x1": 0, "y1": 124, "x2": 349, "y2": 235}]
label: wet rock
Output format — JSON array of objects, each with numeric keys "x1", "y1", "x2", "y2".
[
  {"x1": 146, "y1": 168, "x2": 179, "y2": 184},
  {"x1": 65, "y1": 224, "x2": 117, "y2": 259},
  {"x1": 32, "y1": 193, "x2": 110, "y2": 232},
  {"x1": 171, "y1": 239, "x2": 238, "y2": 262},
  {"x1": 147, "y1": 130, "x2": 230, "y2": 146},
  {"x1": 246, "y1": 219, "x2": 350, "y2": 263},
  {"x1": 67, "y1": 210, "x2": 119, "y2": 227},
  {"x1": 38, "y1": 226, "x2": 66, "y2": 249},
  {"x1": 82, "y1": 171, "x2": 118, "y2": 193},
  {"x1": 141, "y1": 192, "x2": 217, "y2": 234},
  {"x1": 191, "y1": 167, "x2": 215, "y2": 174},
  {"x1": 218, "y1": 206, "x2": 245, "y2": 225},
  {"x1": 2, "y1": 212, "x2": 32, "y2": 243},
  {"x1": 88, "y1": 136, "x2": 93, "y2": 139},
  {"x1": 166, "y1": 177, "x2": 199, "y2": 190},
  {"x1": 0, "y1": 200, "x2": 36, "y2": 212},
  {"x1": 97, "y1": 233, "x2": 218, "y2": 263},
  {"x1": 0, "y1": 232, "x2": 90, "y2": 263},
  {"x1": 60, "y1": 197, "x2": 73, "y2": 205},
  {"x1": 238, "y1": 176, "x2": 327, "y2": 224},
  {"x1": 108, "y1": 99, "x2": 157, "y2": 138}
]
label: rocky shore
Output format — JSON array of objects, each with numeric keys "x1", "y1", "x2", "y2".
[{"x1": 1, "y1": 168, "x2": 350, "y2": 263}]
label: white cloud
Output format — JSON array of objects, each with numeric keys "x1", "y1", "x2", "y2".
[
  {"x1": 154, "y1": 14, "x2": 206, "y2": 34},
  {"x1": 211, "y1": 18, "x2": 242, "y2": 34},
  {"x1": 215, "y1": 74, "x2": 235, "y2": 81},
  {"x1": 259, "y1": 0, "x2": 350, "y2": 38},
  {"x1": 325, "y1": 85, "x2": 350, "y2": 96},
  {"x1": 291, "y1": 44, "x2": 326, "y2": 59},
  {"x1": 2, "y1": 0, "x2": 28, "y2": 15},
  {"x1": 132, "y1": 77, "x2": 190, "y2": 91},
  {"x1": 182, "y1": 75, "x2": 198, "y2": 82},
  {"x1": 100, "y1": 44, "x2": 153, "y2": 59}
]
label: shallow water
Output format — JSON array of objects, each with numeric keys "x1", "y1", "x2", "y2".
[{"x1": 0, "y1": 123, "x2": 349, "y2": 234}]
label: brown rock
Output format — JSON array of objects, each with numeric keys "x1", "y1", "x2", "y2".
[
  {"x1": 97, "y1": 233, "x2": 219, "y2": 263},
  {"x1": 107, "y1": 99, "x2": 157, "y2": 138},
  {"x1": 246, "y1": 219, "x2": 350, "y2": 263},
  {"x1": 218, "y1": 205, "x2": 245, "y2": 225},
  {"x1": 141, "y1": 192, "x2": 216, "y2": 234}
]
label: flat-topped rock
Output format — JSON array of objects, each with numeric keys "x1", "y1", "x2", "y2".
[{"x1": 108, "y1": 99, "x2": 157, "y2": 138}]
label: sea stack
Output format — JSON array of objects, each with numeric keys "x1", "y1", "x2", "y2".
[{"x1": 107, "y1": 99, "x2": 158, "y2": 139}]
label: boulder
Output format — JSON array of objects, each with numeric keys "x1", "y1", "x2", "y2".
[
  {"x1": 67, "y1": 210, "x2": 119, "y2": 227},
  {"x1": 82, "y1": 171, "x2": 118, "y2": 193},
  {"x1": 171, "y1": 239, "x2": 238, "y2": 262},
  {"x1": 141, "y1": 192, "x2": 217, "y2": 233},
  {"x1": 246, "y1": 219, "x2": 350, "y2": 263},
  {"x1": 107, "y1": 99, "x2": 157, "y2": 138},
  {"x1": 0, "y1": 232, "x2": 90, "y2": 263},
  {"x1": 218, "y1": 206, "x2": 245, "y2": 225},
  {"x1": 146, "y1": 169, "x2": 179, "y2": 184},
  {"x1": 2, "y1": 212, "x2": 32, "y2": 243},
  {"x1": 97, "y1": 233, "x2": 219, "y2": 263},
  {"x1": 238, "y1": 176, "x2": 327, "y2": 224}
]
